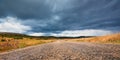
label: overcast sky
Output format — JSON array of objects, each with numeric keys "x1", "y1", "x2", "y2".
[{"x1": 0, "y1": 0, "x2": 120, "y2": 37}]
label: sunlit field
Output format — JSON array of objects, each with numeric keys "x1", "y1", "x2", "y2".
[
  {"x1": 0, "y1": 35, "x2": 56, "y2": 52},
  {"x1": 1, "y1": 33, "x2": 120, "y2": 52},
  {"x1": 66, "y1": 33, "x2": 120, "y2": 44}
]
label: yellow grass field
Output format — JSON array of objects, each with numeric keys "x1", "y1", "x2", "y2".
[
  {"x1": 0, "y1": 33, "x2": 120, "y2": 52},
  {"x1": 0, "y1": 37, "x2": 56, "y2": 52},
  {"x1": 66, "y1": 33, "x2": 120, "y2": 44}
]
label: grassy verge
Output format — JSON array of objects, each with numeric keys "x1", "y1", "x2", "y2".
[
  {"x1": 68, "y1": 39, "x2": 120, "y2": 44},
  {"x1": 0, "y1": 38, "x2": 56, "y2": 52},
  {"x1": 66, "y1": 33, "x2": 120, "y2": 44}
]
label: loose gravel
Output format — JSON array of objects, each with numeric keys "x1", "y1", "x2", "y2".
[{"x1": 0, "y1": 41, "x2": 120, "y2": 60}]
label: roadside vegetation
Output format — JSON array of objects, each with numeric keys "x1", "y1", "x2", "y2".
[
  {"x1": 67, "y1": 33, "x2": 120, "y2": 44},
  {"x1": 0, "y1": 32, "x2": 56, "y2": 52},
  {"x1": 0, "y1": 32, "x2": 120, "y2": 52}
]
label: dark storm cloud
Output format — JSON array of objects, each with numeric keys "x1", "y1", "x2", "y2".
[
  {"x1": 0, "y1": 0, "x2": 120, "y2": 33},
  {"x1": 0, "y1": 0, "x2": 52, "y2": 19}
]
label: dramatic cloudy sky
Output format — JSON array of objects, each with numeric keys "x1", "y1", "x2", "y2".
[{"x1": 0, "y1": 0, "x2": 120, "y2": 37}]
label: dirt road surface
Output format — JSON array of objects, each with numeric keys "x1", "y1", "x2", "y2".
[{"x1": 0, "y1": 41, "x2": 120, "y2": 60}]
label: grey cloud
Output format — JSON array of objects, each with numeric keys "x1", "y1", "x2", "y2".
[
  {"x1": 0, "y1": 0, "x2": 52, "y2": 19},
  {"x1": 0, "y1": 0, "x2": 120, "y2": 34}
]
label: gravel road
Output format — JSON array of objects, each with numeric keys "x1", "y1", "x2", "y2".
[{"x1": 0, "y1": 41, "x2": 120, "y2": 60}]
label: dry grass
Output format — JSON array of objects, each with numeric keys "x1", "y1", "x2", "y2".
[
  {"x1": 1, "y1": 33, "x2": 120, "y2": 52},
  {"x1": 67, "y1": 33, "x2": 120, "y2": 44},
  {"x1": 0, "y1": 37, "x2": 56, "y2": 52},
  {"x1": 18, "y1": 39, "x2": 55, "y2": 48}
]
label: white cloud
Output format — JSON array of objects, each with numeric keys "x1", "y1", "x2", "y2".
[
  {"x1": 28, "y1": 29, "x2": 113, "y2": 37},
  {"x1": 29, "y1": 33, "x2": 45, "y2": 36},
  {"x1": 53, "y1": 29, "x2": 113, "y2": 37},
  {"x1": 0, "y1": 16, "x2": 31, "y2": 33}
]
